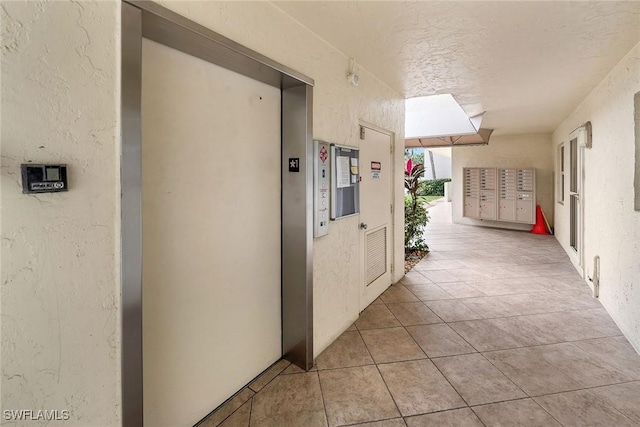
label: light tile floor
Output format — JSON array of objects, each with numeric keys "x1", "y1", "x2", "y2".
[{"x1": 201, "y1": 201, "x2": 640, "y2": 427}]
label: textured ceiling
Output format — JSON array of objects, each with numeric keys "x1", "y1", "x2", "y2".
[{"x1": 272, "y1": 1, "x2": 640, "y2": 135}]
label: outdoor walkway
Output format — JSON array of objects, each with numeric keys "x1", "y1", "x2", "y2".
[{"x1": 203, "y1": 202, "x2": 640, "y2": 427}]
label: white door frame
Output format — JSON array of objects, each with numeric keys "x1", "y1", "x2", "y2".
[{"x1": 568, "y1": 126, "x2": 587, "y2": 275}]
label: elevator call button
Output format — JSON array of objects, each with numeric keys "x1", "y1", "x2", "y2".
[{"x1": 21, "y1": 164, "x2": 68, "y2": 194}]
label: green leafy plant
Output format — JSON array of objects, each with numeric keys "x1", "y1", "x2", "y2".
[
  {"x1": 404, "y1": 198, "x2": 429, "y2": 251},
  {"x1": 404, "y1": 160, "x2": 430, "y2": 251},
  {"x1": 418, "y1": 178, "x2": 452, "y2": 197}
]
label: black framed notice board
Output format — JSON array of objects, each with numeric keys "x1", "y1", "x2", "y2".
[{"x1": 330, "y1": 144, "x2": 360, "y2": 220}]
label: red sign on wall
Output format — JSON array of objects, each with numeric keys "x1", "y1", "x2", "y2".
[{"x1": 319, "y1": 146, "x2": 328, "y2": 163}]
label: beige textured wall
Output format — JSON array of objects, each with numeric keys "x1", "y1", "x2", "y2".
[
  {"x1": 451, "y1": 133, "x2": 554, "y2": 230},
  {"x1": 1, "y1": 1, "x2": 121, "y2": 425},
  {"x1": 553, "y1": 42, "x2": 640, "y2": 353}
]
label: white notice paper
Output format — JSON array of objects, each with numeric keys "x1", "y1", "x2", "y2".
[{"x1": 337, "y1": 156, "x2": 350, "y2": 188}]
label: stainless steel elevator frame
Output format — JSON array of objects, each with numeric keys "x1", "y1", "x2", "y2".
[{"x1": 120, "y1": 3, "x2": 314, "y2": 425}]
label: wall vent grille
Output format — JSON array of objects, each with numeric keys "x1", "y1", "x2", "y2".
[{"x1": 366, "y1": 227, "x2": 387, "y2": 286}]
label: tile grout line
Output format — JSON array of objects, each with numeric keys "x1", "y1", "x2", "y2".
[
  {"x1": 314, "y1": 368, "x2": 331, "y2": 427},
  {"x1": 336, "y1": 416, "x2": 406, "y2": 427},
  {"x1": 439, "y1": 304, "x2": 610, "y2": 323},
  {"x1": 430, "y1": 353, "x2": 531, "y2": 409},
  {"x1": 476, "y1": 334, "x2": 627, "y2": 356},
  {"x1": 356, "y1": 327, "x2": 377, "y2": 362},
  {"x1": 441, "y1": 318, "x2": 483, "y2": 355},
  {"x1": 357, "y1": 315, "x2": 408, "y2": 420},
  {"x1": 446, "y1": 314, "x2": 620, "y2": 327},
  {"x1": 424, "y1": 357, "x2": 472, "y2": 408},
  {"x1": 247, "y1": 396, "x2": 254, "y2": 427},
  {"x1": 357, "y1": 325, "x2": 409, "y2": 332},
  {"x1": 373, "y1": 360, "x2": 407, "y2": 421},
  {"x1": 531, "y1": 387, "x2": 640, "y2": 427},
  {"x1": 523, "y1": 397, "x2": 567, "y2": 427},
  {"x1": 467, "y1": 407, "x2": 490, "y2": 427},
  {"x1": 324, "y1": 326, "x2": 404, "y2": 427},
  {"x1": 393, "y1": 315, "x2": 472, "y2": 411},
  {"x1": 467, "y1": 397, "x2": 563, "y2": 427},
  {"x1": 413, "y1": 259, "x2": 576, "y2": 270},
  {"x1": 381, "y1": 294, "x2": 434, "y2": 362},
  {"x1": 442, "y1": 288, "x2": 599, "y2": 302},
  {"x1": 468, "y1": 358, "x2": 640, "y2": 423},
  {"x1": 476, "y1": 351, "x2": 529, "y2": 399},
  {"x1": 529, "y1": 378, "x2": 640, "y2": 399}
]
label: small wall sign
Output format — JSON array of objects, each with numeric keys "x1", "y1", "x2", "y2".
[
  {"x1": 371, "y1": 161, "x2": 381, "y2": 179},
  {"x1": 288, "y1": 158, "x2": 300, "y2": 172}
]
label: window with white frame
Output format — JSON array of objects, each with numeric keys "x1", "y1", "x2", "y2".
[{"x1": 557, "y1": 143, "x2": 565, "y2": 204}]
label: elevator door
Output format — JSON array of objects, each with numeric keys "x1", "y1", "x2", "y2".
[{"x1": 141, "y1": 38, "x2": 281, "y2": 427}]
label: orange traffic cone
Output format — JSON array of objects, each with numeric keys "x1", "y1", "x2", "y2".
[{"x1": 531, "y1": 205, "x2": 550, "y2": 235}]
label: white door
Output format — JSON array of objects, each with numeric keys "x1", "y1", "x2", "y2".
[
  {"x1": 141, "y1": 39, "x2": 281, "y2": 427},
  {"x1": 359, "y1": 125, "x2": 393, "y2": 310},
  {"x1": 569, "y1": 129, "x2": 585, "y2": 273}
]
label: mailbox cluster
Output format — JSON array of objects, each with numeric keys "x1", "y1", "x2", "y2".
[{"x1": 464, "y1": 167, "x2": 536, "y2": 224}]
